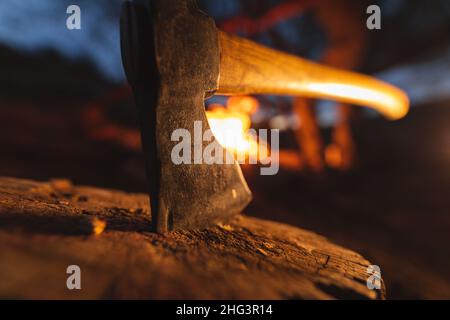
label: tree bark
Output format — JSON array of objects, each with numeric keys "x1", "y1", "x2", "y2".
[{"x1": 0, "y1": 176, "x2": 384, "y2": 299}]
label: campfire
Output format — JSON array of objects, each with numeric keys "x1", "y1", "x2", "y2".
[{"x1": 206, "y1": 96, "x2": 269, "y2": 161}]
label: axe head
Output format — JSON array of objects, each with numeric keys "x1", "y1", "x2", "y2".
[{"x1": 120, "y1": 0, "x2": 251, "y2": 232}]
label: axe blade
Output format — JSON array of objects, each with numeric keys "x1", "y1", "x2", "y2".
[{"x1": 120, "y1": 0, "x2": 251, "y2": 232}]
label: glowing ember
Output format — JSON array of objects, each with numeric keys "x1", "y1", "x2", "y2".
[
  {"x1": 91, "y1": 217, "x2": 106, "y2": 235},
  {"x1": 206, "y1": 96, "x2": 268, "y2": 160},
  {"x1": 324, "y1": 143, "x2": 343, "y2": 169}
]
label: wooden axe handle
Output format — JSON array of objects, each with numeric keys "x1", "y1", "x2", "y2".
[{"x1": 217, "y1": 31, "x2": 409, "y2": 120}]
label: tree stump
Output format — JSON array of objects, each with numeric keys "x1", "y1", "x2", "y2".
[{"x1": 0, "y1": 176, "x2": 384, "y2": 299}]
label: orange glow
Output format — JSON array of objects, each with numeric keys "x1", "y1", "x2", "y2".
[
  {"x1": 206, "y1": 96, "x2": 267, "y2": 160},
  {"x1": 92, "y1": 218, "x2": 106, "y2": 235},
  {"x1": 324, "y1": 143, "x2": 343, "y2": 169},
  {"x1": 304, "y1": 82, "x2": 409, "y2": 120},
  {"x1": 227, "y1": 96, "x2": 259, "y2": 114}
]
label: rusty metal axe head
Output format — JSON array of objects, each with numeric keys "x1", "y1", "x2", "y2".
[{"x1": 120, "y1": 0, "x2": 251, "y2": 232}]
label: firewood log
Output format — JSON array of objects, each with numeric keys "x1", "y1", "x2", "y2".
[{"x1": 0, "y1": 177, "x2": 384, "y2": 299}]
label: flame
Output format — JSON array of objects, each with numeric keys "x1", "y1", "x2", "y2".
[{"x1": 206, "y1": 96, "x2": 266, "y2": 160}]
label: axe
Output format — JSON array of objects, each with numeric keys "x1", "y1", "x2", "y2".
[{"x1": 120, "y1": 0, "x2": 409, "y2": 232}]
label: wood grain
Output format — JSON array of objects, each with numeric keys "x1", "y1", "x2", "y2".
[
  {"x1": 217, "y1": 31, "x2": 408, "y2": 120},
  {"x1": 0, "y1": 176, "x2": 384, "y2": 299}
]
